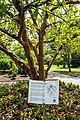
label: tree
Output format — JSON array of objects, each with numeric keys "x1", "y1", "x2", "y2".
[
  {"x1": 71, "y1": 51, "x2": 80, "y2": 68},
  {"x1": 0, "y1": 0, "x2": 80, "y2": 80}
]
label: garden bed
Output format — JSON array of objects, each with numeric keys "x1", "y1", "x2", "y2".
[{"x1": 0, "y1": 81, "x2": 80, "y2": 120}]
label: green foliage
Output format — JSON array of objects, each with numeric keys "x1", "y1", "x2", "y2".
[
  {"x1": 44, "y1": 54, "x2": 52, "y2": 66},
  {"x1": 0, "y1": 0, "x2": 80, "y2": 79},
  {"x1": 0, "y1": 81, "x2": 80, "y2": 120},
  {"x1": 0, "y1": 58, "x2": 12, "y2": 70},
  {"x1": 34, "y1": 7, "x2": 38, "y2": 18},
  {"x1": 71, "y1": 52, "x2": 80, "y2": 68},
  {"x1": 8, "y1": 62, "x2": 18, "y2": 77}
]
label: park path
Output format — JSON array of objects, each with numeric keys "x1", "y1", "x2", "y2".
[
  {"x1": 0, "y1": 72, "x2": 80, "y2": 86},
  {"x1": 0, "y1": 75, "x2": 29, "y2": 85},
  {"x1": 47, "y1": 71, "x2": 80, "y2": 86}
]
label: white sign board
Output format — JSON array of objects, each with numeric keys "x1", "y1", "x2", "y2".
[{"x1": 28, "y1": 80, "x2": 59, "y2": 104}]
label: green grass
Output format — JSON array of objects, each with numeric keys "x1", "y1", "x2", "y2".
[
  {"x1": 49, "y1": 65, "x2": 80, "y2": 72},
  {"x1": 45, "y1": 65, "x2": 80, "y2": 77}
]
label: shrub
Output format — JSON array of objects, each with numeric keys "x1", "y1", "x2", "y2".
[
  {"x1": 8, "y1": 62, "x2": 18, "y2": 77},
  {"x1": 0, "y1": 58, "x2": 12, "y2": 70}
]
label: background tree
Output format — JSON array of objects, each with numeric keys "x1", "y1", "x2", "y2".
[{"x1": 0, "y1": 0, "x2": 80, "y2": 80}]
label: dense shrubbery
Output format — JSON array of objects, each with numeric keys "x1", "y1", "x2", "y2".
[
  {"x1": 0, "y1": 81, "x2": 80, "y2": 120},
  {"x1": 0, "y1": 58, "x2": 12, "y2": 70},
  {"x1": 71, "y1": 52, "x2": 80, "y2": 68},
  {"x1": 8, "y1": 63, "x2": 18, "y2": 77}
]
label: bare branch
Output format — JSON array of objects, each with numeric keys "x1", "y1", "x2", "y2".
[{"x1": 40, "y1": 11, "x2": 48, "y2": 36}]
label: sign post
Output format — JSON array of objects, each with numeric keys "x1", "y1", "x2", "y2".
[
  {"x1": 43, "y1": 103, "x2": 46, "y2": 120},
  {"x1": 28, "y1": 80, "x2": 59, "y2": 119}
]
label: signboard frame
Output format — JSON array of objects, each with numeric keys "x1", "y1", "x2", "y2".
[{"x1": 28, "y1": 79, "x2": 59, "y2": 104}]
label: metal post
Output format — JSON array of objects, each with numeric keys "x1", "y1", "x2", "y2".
[{"x1": 43, "y1": 103, "x2": 46, "y2": 120}]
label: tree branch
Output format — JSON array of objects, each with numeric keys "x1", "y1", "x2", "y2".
[
  {"x1": 0, "y1": 28, "x2": 24, "y2": 45},
  {"x1": 45, "y1": 45, "x2": 63, "y2": 78},
  {"x1": 0, "y1": 42, "x2": 31, "y2": 77},
  {"x1": 50, "y1": 1, "x2": 80, "y2": 12},
  {"x1": 66, "y1": 0, "x2": 80, "y2": 5},
  {"x1": 44, "y1": 39, "x2": 55, "y2": 43},
  {"x1": 23, "y1": 0, "x2": 50, "y2": 12},
  {"x1": 5, "y1": 11, "x2": 19, "y2": 23},
  {"x1": 28, "y1": 9, "x2": 38, "y2": 26},
  {"x1": 28, "y1": 38, "x2": 39, "y2": 63},
  {"x1": 52, "y1": 13, "x2": 68, "y2": 22},
  {"x1": 12, "y1": 0, "x2": 22, "y2": 13}
]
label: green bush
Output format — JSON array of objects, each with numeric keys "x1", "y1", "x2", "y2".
[
  {"x1": 0, "y1": 58, "x2": 12, "y2": 70},
  {"x1": 8, "y1": 62, "x2": 18, "y2": 77},
  {"x1": 0, "y1": 81, "x2": 80, "y2": 120},
  {"x1": 71, "y1": 52, "x2": 80, "y2": 68}
]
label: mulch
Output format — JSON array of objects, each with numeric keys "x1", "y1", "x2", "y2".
[{"x1": 0, "y1": 74, "x2": 30, "y2": 82}]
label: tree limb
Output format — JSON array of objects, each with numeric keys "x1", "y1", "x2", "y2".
[
  {"x1": 12, "y1": 0, "x2": 22, "y2": 13},
  {"x1": 66, "y1": 0, "x2": 80, "y2": 5},
  {"x1": 0, "y1": 42, "x2": 31, "y2": 77},
  {"x1": 23, "y1": 0, "x2": 50, "y2": 12},
  {"x1": 51, "y1": 1, "x2": 80, "y2": 12},
  {"x1": 0, "y1": 28, "x2": 24, "y2": 45},
  {"x1": 28, "y1": 9, "x2": 38, "y2": 26},
  {"x1": 5, "y1": 11, "x2": 19, "y2": 23},
  {"x1": 28, "y1": 39, "x2": 39, "y2": 62},
  {"x1": 45, "y1": 45, "x2": 63, "y2": 78}
]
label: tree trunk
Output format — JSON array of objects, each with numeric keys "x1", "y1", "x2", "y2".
[
  {"x1": 68, "y1": 63, "x2": 71, "y2": 72},
  {"x1": 67, "y1": 53, "x2": 71, "y2": 72},
  {"x1": 63, "y1": 62, "x2": 66, "y2": 68},
  {"x1": 39, "y1": 32, "x2": 44, "y2": 80}
]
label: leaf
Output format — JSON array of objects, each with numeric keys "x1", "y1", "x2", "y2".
[
  {"x1": 34, "y1": 7, "x2": 38, "y2": 18},
  {"x1": 51, "y1": 17, "x2": 54, "y2": 22}
]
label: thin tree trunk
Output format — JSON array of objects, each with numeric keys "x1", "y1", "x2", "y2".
[
  {"x1": 38, "y1": 12, "x2": 48, "y2": 80},
  {"x1": 67, "y1": 53, "x2": 71, "y2": 72},
  {"x1": 68, "y1": 63, "x2": 71, "y2": 72}
]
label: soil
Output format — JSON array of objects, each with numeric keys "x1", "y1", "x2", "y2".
[{"x1": 0, "y1": 74, "x2": 30, "y2": 82}]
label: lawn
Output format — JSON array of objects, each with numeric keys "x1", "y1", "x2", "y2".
[{"x1": 45, "y1": 65, "x2": 80, "y2": 77}]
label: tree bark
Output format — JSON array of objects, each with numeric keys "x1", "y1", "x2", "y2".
[
  {"x1": 67, "y1": 53, "x2": 71, "y2": 72},
  {"x1": 38, "y1": 12, "x2": 48, "y2": 80},
  {"x1": 39, "y1": 32, "x2": 44, "y2": 80}
]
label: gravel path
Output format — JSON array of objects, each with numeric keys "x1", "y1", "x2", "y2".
[
  {"x1": 47, "y1": 71, "x2": 80, "y2": 86},
  {"x1": 0, "y1": 74, "x2": 29, "y2": 85}
]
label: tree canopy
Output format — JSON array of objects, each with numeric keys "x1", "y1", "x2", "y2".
[{"x1": 0, "y1": 0, "x2": 80, "y2": 80}]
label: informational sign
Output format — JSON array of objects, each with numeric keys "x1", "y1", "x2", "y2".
[{"x1": 28, "y1": 80, "x2": 59, "y2": 104}]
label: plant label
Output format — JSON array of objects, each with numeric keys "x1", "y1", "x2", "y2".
[{"x1": 28, "y1": 80, "x2": 59, "y2": 104}]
